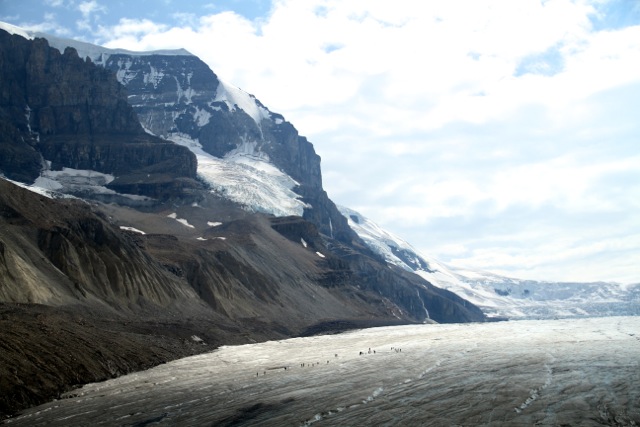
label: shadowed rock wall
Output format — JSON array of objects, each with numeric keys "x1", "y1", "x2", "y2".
[{"x1": 0, "y1": 30, "x2": 197, "y2": 198}]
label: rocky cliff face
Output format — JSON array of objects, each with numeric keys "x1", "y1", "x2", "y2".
[
  {"x1": 99, "y1": 52, "x2": 350, "y2": 239},
  {"x1": 0, "y1": 30, "x2": 198, "y2": 198},
  {"x1": 270, "y1": 216, "x2": 486, "y2": 324},
  {"x1": 102, "y1": 53, "x2": 322, "y2": 188}
]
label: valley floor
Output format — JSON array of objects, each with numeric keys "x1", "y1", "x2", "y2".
[{"x1": 6, "y1": 316, "x2": 640, "y2": 426}]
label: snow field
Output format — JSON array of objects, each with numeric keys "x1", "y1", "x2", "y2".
[
  {"x1": 169, "y1": 133, "x2": 308, "y2": 218},
  {"x1": 166, "y1": 212, "x2": 194, "y2": 228},
  {"x1": 7, "y1": 317, "x2": 640, "y2": 426}
]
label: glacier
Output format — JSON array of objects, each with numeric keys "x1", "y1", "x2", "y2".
[
  {"x1": 168, "y1": 133, "x2": 309, "y2": 217},
  {"x1": 7, "y1": 316, "x2": 640, "y2": 426}
]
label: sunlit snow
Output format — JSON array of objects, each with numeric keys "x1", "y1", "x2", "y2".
[
  {"x1": 33, "y1": 167, "x2": 115, "y2": 193},
  {"x1": 22, "y1": 166, "x2": 151, "y2": 202},
  {"x1": 214, "y1": 80, "x2": 270, "y2": 126},
  {"x1": 167, "y1": 212, "x2": 195, "y2": 228},
  {"x1": 0, "y1": 177, "x2": 70, "y2": 200},
  {"x1": 7, "y1": 317, "x2": 639, "y2": 426},
  {"x1": 142, "y1": 65, "x2": 164, "y2": 89},
  {"x1": 339, "y1": 205, "x2": 429, "y2": 272},
  {"x1": 192, "y1": 107, "x2": 211, "y2": 126},
  {"x1": 119, "y1": 226, "x2": 146, "y2": 235},
  {"x1": 169, "y1": 133, "x2": 308, "y2": 217}
]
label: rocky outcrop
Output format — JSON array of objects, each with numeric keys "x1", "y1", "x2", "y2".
[
  {"x1": 270, "y1": 216, "x2": 486, "y2": 323},
  {"x1": 102, "y1": 54, "x2": 322, "y2": 186},
  {"x1": 100, "y1": 51, "x2": 357, "y2": 241},
  {"x1": 0, "y1": 29, "x2": 198, "y2": 198},
  {"x1": 103, "y1": 53, "x2": 219, "y2": 137}
]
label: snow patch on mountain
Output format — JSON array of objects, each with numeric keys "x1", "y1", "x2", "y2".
[
  {"x1": 120, "y1": 226, "x2": 146, "y2": 235},
  {"x1": 114, "y1": 58, "x2": 137, "y2": 84},
  {"x1": 167, "y1": 212, "x2": 195, "y2": 228},
  {"x1": 339, "y1": 205, "x2": 435, "y2": 273},
  {"x1": 0, "y1": 21, "x2": 31, "y2": 39},
  {"x1": 35, "y1": 167, "x2": 115, "y2": 190},
  {"x1": 27, "y1": 166, "x2": 151, "y2": 202},
  {"x1": 193, "y1": 107, "x2": 212, "y2": 127},
  {"x1": 169, "y1": 133, "x2": 308, "y2": 217},
  {"x1": 0, "y1": 176, "x2": 69, "y2": 200},
  {"x1": 143, "y1": 66, "x2": 165, "y2": 89},
  {"x1": 225, "y1": 139, "x2": 270, "y2": 163},
  {"x1": 214, "y1": 80, "x2": 270, "y2": 126},
  {"x1": 175, "y1": 76, "x2": 197, "y2": 104}
]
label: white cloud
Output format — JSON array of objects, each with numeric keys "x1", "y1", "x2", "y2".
[
  {"x1": 76, "y1": 0, "x2": 107, "y2": 32},
  {"x1": 172, "y1": 12, "x2": 198, "y2": 27},
  {"x1": 99, "y1": 18, "x2": 168, "y2": 40},
  {"x1": 446, "y1": 226, "x2": 640, "y2": 284},
  {"x1": 13, "y1": 11, "x2": 71, "y2": 36},
  {"x1": 91, "y1": 0, "x2": 640, "y2": 283},
  {"x1": 78, "y1": 1, "x2": 106, "y2": 17}
]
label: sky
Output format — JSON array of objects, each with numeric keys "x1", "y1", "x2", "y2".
[{"x1": 1, "y1": 0, "x2": 639, "y2": 284}]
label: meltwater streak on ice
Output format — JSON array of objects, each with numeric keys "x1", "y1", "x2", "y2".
[{"x1": 7, "y1": 317, "x2": 640, "y2": 426}]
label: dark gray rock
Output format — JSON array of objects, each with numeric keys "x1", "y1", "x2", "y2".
[
  {"x1": 101, "y1": 51, "x2": 355, "y2": 242},
  {"x1": 0, "y1": 30, "x2": 198, "y2": 198}
]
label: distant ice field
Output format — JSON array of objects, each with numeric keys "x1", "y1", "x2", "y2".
[{"x1": 7, "y1": 317, "x2": 640, "y2": 426}]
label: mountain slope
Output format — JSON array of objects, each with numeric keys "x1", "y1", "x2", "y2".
[
  {"x1": 12, "y1": 25, "x2": 353, "y2": 243},
  {"x1": 0, "y1": 28, "x2": 199, "y2": 200},
  {"x1": 0, "y1": 24, "x2": 488, "y2": 417},
  {"x1": 0, "y1": 23, "x2": 488, "y2": 325},
  {"x1": 0, "y1": 179, "x2": 200, "y2": 308},
  {"x1": 340, "y1": 205, "x2": 640, "y2": 319},
  {"x1": 0, "y1": 23, "x2": 487, "y2": 324}
]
